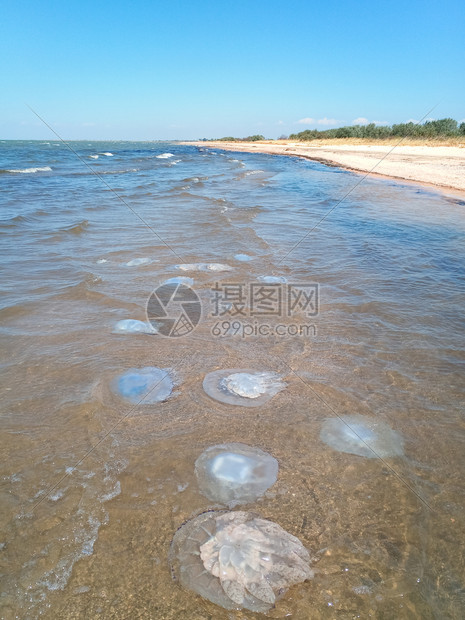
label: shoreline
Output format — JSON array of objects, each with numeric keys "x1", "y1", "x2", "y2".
[{"x1": 184, "y1": 141, "x2": 465, "y2": 198}]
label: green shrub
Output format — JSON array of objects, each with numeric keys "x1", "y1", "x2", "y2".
[{"x1": 290, "y1": 118, "x2": 462, "y2": 141}]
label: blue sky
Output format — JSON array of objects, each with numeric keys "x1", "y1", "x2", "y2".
[{"x1": 2, "y1": 0, "x2": 464, "y2": 140}]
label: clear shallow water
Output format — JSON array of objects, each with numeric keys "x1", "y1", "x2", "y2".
[{"x1": 1, "y1": 140, "x2": 464, "y2": 618}]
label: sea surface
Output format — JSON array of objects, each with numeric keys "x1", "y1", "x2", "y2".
[{"x1": 1, "y1": 140, "x2": 464, "y2": 619}]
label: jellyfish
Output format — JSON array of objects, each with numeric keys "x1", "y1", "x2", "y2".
[
  {"x1": 162, "y1": 276, "x2": 194, "y2": 286},
  {"x1": 203, "y1": 369, "x2": 286, "y2": 407},
  {"x1": 174, "y1": 263, "x2": 233, "y2": 272},
  {"x1": 257, "y1": 275, "x2": 287, "y2": 284},
  {"x1": 204, "y1": 263, "x2": 233, "y2": 272},
  {"x1": 112, "y1": 319, "x2": 157, "y2": 335},
  {"x1": 169, "y1": 510, "x2": 313, "y2": 613},
  {"x1": 126, "y1": 257, "x2": 152, "y2": 266},
  {"x1": 111, "y1": 367, "x2": 173, "y2": 404},
  {"x1": 195, "y1": 443, "x2": 278, "y2": 507},
  {"x1": 234, "y1": 254, "x2": 254, "y2": 262},
  {"x1": 320, "y1": 414, "x2": 404, "y2": 458}
]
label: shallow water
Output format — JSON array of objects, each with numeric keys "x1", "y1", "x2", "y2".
[{"x1": 1, "y1": 140, "x2": 464, "y2": 618}]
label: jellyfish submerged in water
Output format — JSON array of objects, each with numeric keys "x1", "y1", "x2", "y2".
[
  {"x1": 320, "y1": 414, "x2": 404, "y2": 458},
  {"x1": 170, "y1": 510, "x2": 313, "y2": 613},
  {"x1": 162, "y1": 276, "x2": 194, "y2": 286},
  {"x1": 257, "y1": 275, "x2": 287, "y2": 284},
  {"x1": 112, "y1": 319, "x2": 157, "y2": 335},
  {"x1": 126, "y1": 257, "x2": 152, "y2": 266},
  {"x1": 174, "y1": 263, "x2": 233, "y2": 272},
  {"x1": 112, "y1": 367, "x2": 173, "y2": 404},
  {"x1": 203, "y1": 369, "x2": 286, "y2": 407},
  {"x1": 195, "y1": 443, "x2": 278, "y2": 507},
  {"x1": 234, "y1": 253, "x2": 254, "y2": 262}
]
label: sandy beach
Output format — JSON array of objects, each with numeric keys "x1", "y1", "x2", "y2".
[{"x1": 188, "y1": 141, "x2": 465, "y2": 195}]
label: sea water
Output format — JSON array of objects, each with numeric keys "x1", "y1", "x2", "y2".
[{"x1": 1, "y1": 140, "x2": 464, "y2": 618}]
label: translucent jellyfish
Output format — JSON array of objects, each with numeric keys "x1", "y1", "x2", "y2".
[
  {"x1": 257, "y1": 275, "x2": 287, "y2": 284},
  {"x1": 234, "y1": 253, "x2": 254, "y2": 262},
  {"x1": 112, "y1": 319, "x2": 157, "y2": 334},
  {"x1": 174, "y1": 263, "x2": 233, "y2": 272},
  {"x1": 126, "y1": 257, "x2": 152, "y2": 266},
  {"x1": 203, "y1": 369, "x2": 286, "y2": 407},
  {"x1": 111, "y1": 367, "x2": 173, "y2": 404},
  {"x1": 204, "y1": 263, "x2": 233, "y2": 272},
  {"x1": 195, "y1": 443, "x2": 278, "y2": 507},
  {"x1": 320, "y1": 415, "x2": 404, "y2": 458},
  {"x1": 169, "y1": 510, "x2": 313, "y2": 613},
  {"x1": 162, "y1": 276, "x2": 194, "y2": 286}
]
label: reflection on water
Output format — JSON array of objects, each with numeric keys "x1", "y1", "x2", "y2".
[{"x1": 0, "y1": 141, "x2": 464, "y2": 618}]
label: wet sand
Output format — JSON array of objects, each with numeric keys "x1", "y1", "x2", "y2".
[{"x1": 187, "y1": 141, "x2": 465, "y2": 195}]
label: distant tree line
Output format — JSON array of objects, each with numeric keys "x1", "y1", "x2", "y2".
[
  {"x1": 215, "y1": 134, "x2": 265, "y2": 142},
  {"x1": 289, "y1": 118, "x2": 465, "y2": 140},
  {"x1": 202, "y1": 119, "x2": 464, "y2": 142}
]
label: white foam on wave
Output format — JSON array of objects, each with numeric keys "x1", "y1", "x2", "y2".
[
  {"x1": 8, "y1": 458, "x2": 126, "y2": 614},
  {"x1": 156, "y1": 153, "x2": 174, "y2": 159},
  {"x1": 7, "y1": 166, "x2": 52, "y2": 174},
  {"x1": 100, "y1": 168, "x2": 139, "y2": 175},
  {"x1": 99, "y1": 152, "x2": 113, "y2": 156},
  {"x1": 89, "y1": 155, "x2": 99, "y2": 159}
]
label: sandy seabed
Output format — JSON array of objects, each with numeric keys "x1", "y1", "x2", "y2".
[{"x1": 187, "y1": 141, "x2": 465, "y2": 196}]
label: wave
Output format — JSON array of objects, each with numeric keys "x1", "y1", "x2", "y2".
[
  {"x1": 54, "y1": 220, "x2": 90, "y2": 235},
  {"x1": 182, "y1": 176, "x2": 208, "y2": 183},
  {"x1": 0, "y1": 210, "x2": 51, "y2": 227},
  {"x1": 234, "y1": 169, "x2": 265, "y2": 180},
  {"x1": 0, "y1": 303, "x2": 33, "y2": 321},
  {"x1": 2, "y1": 166, "x2": 52, "y2": 174},
  {"x1": 99, "y1": 152, "x2": 113, "y2": 156},
  {"x1": 100, "y1": 168, "x2": 139, "y2": 175},
  {"x1": 66, "y1": 168, "x2": 139, "y2": 177},
  {"x1": 89, "y1": 155, "x2": 99, "y2": 159},
  {"x1": 156, "y1": 153, "x2": 174, "y2": 159},
  {"x1": 4, "y1": 456, "x2": 126, "y2": 617}
]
